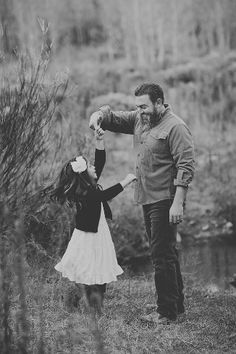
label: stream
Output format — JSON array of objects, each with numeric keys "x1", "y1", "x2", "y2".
[{"x1": 126, "y1": 237, "x2": 236, "y2": 293}]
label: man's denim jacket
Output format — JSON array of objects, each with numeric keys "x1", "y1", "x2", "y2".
[{"x1": 100, "y1": 104, "x2": 195, "y2": 205}]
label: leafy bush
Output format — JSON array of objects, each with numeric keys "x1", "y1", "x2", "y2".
[
  {"x1": 209, "y1": 152, "x2": 236, "y2": 234},
  {"x1": 108, "y1": 195, "x2": 149, "y2": 263}
]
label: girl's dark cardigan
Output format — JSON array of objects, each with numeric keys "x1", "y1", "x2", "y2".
[{"x1": 75, "y1": 149, "x2": 123, "y2": 233}]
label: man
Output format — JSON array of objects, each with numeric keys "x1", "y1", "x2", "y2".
[{"x1": 89, "y1": 83, "x2": 195, "y2": 324}]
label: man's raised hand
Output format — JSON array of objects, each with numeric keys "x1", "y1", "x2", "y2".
[{"x1": 89, "y1": 111, "x2": 103, "y2": 130}]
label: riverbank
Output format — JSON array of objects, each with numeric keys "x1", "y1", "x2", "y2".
[
  {"x1": 177, "y1": 181, "x2": 235, "y2": 242},
  {"x1": 10, "y1": 270, "x2": 236, "y2": 353}
]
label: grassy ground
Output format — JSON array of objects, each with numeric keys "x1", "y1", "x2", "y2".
[
  {"x1": 11, "y1": 268, "x2": 236, "y2": 354},
  {"x1": 2, "y1": 51, "x2": 236, "y2": 353}
]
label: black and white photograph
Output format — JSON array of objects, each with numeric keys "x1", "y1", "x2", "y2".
[{"x1": 0, "y1": 0, "x2": 236, "y2": 353}]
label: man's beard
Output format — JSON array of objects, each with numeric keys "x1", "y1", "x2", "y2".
[{"x1": 140, "y1": 108, "x2": 161, "y2": 131}]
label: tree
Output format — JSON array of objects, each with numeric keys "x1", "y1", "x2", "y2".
[{"x1": 0, "y1": 0, "x2": 18, "y2": 55}]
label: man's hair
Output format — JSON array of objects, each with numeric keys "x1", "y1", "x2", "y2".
[{"x1": 134, "y1": 83, "x2": 164, "y2": 104}]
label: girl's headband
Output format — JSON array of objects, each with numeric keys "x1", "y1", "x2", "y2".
[{"x1": 70, "y1": 156, "x2": 87, "y2": 173}]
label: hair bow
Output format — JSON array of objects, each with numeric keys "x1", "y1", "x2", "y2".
[{"x1": 70, "y1": 156, "x2": 87, "y2": 173}]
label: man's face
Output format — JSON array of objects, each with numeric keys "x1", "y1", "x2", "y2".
[{"x1": 135, "y1": 94, "x2": 161, "y2": 127}]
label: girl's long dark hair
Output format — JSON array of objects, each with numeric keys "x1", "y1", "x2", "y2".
[{"x1": 50, "y1": 158, "x2": 94, "y2": 206}]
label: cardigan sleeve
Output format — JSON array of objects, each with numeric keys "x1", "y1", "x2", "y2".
[
  {"x1": 87, "y1": 183, "x2": 123, "y2": 202},
  {"x1": 95, "y1": 149, "x2": 106, "y2": 181}
]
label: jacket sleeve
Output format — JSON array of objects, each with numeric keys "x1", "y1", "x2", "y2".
[
  {"x1": 168, "y1": 124, "x2": 195, "y2": 187},
  {"x1": 99, "y1": 105, "x2": 137, "y2": 134},
  {"x1": 87, "y1": 183, "x2": 124, "y2": 202},
  {"x1": 95, "y1": 149, "x2": 106, "y2": 181}
]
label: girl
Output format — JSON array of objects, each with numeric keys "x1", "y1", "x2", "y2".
[{"x1": 51, "y1": 127, "x2": 136, "y2": 312}]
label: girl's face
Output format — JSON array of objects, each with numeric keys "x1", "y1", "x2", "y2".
[{"x1": 87, "y1": 162, "x2": 97, "y2": 180}]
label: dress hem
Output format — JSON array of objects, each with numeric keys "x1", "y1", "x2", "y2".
[{"x1": 55, "y1": 266, "x2": 124, "y2": 285}]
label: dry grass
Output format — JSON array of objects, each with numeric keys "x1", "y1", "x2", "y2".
[
  {"x1": 1, "y1": 27, "x2": 236, "y2": 353},
  {"x1": 5, "y1": 266, "x2": 236, "y2": 353}
]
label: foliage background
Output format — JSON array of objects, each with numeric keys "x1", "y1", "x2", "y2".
[{"x1": 1, "y1": 0, "x2": 236, "y2": 352}]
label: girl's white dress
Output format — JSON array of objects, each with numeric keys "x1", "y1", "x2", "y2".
[{"x1": 55, "y1": 205, "x2": 123, "y2": 285}]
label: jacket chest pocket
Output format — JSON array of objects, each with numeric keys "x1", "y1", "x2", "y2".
[{"x1": 147, "y1": 131, "x2": 169, "y2": 155}]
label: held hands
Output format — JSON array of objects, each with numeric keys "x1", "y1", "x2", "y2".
[
  {"x1": 89, "y1": 111, "x2": 103, "y2": 130},
  {"x1": 95, "y1": 127, "x2": 105, "y2": 140},
  {"x1": 169, "y1": 202, "x2": 184, "y2": 224},
  {"x1": 120, "y1": 173, "x2": 137, "y2": 189}
]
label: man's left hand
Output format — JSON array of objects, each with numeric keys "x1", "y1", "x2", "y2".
[{"x1": 169, "y1": 202, "x2": 184, "y2": 224}]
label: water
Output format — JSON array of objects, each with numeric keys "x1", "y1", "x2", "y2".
[
  {"x1": 179, "y1": 238, "x2": 236, "y2": 292},
  {"x1": 126, "y1": 238, "x2": 236, "y2": 293}
]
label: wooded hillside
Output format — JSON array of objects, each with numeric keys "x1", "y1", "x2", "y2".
[{"x1": 1, "y1": 0, "x2": 236, "y2": 66}]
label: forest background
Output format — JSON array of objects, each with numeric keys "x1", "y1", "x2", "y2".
[{"x1": 1, "y1": 0, "x2": 236, "y2": 353}]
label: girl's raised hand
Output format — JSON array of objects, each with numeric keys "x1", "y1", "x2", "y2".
[
  {"x1": 95, "y1": 127, "x2": 105, "y2": 140},
  {"x1": 125, "y1": 173, "x2": 137, "y2": 184},
  {"x1": 120, "y1": 173, "x2": 137, "y2": 188}
]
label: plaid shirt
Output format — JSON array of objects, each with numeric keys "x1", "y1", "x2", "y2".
[{"x1": 100, "y1": 104, "x2": 195, "y2": 205}]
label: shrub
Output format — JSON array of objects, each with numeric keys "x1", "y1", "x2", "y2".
[
  {"x1": 0, "y1": 55, "x2": 67, "y2": 211},
  {"x1": 0, "y1": 28, "x2": 68, "y2": 351},
  {"x1": 109, "y1": 195, "x2": 149, "y2": 263}
]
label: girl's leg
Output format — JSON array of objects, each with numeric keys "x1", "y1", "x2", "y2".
[
  {"x1": 98, "y1": 283, "x2": 106, "y2": 306},
  {"x1": 99, "y1": 283, "x2": 107, "y2": 296},
  {"x1": 84, "y1": 284, "x2": 106, "y2": 313}
]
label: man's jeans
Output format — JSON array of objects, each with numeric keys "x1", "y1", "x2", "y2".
[{"x1": 143, "y1": 199, "x2": 184, "y2": 320}]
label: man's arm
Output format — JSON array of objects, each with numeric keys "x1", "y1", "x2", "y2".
[
  {"x1": 89, "y1": 105, "x2": 137, "y2": 135},
  {"x1": 168, "y1": 123, "x2": 195, "y2": 224}
]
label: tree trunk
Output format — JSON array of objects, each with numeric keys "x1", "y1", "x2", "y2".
[
  {"x1": 172, "y1": 0, "x2": 179, "y2": 63},
  {"x1": 157, "y1": 14, "x2": 164, "y2": 65},
  {"x1": 133, "y1": 0, "x2": 145, "y2": 66},
  {"x1": 215, "y1": 0, "x2": 227, "y2": 53},
  {"x1": 0, "y1": 0, "x2": 18, "y2": 55}
]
